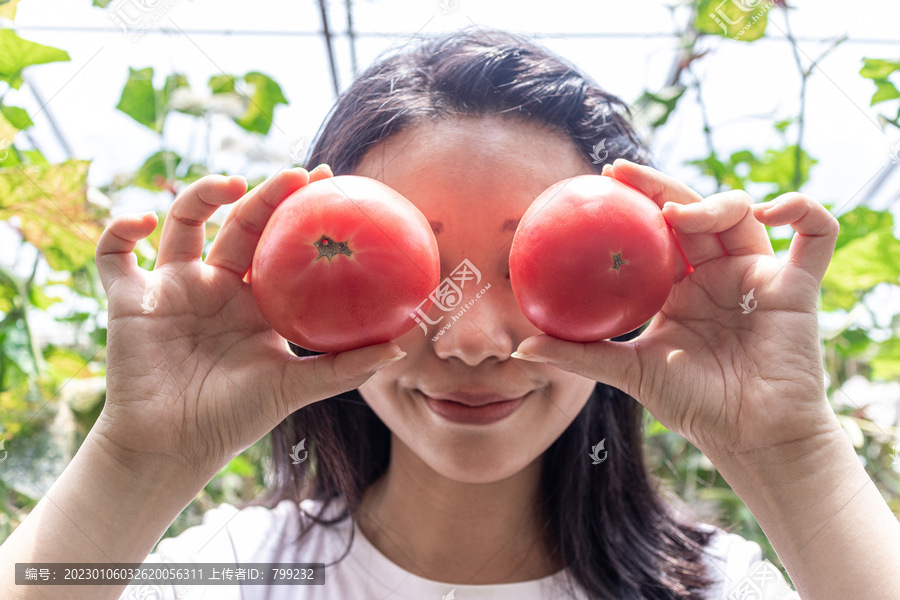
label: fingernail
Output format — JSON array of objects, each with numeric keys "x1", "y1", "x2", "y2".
[
  {"x1": 374, "y1": 351, "x2": 407, "y2": 371},
  {"x1": 753, "y1": 199, "x2": 778, "y2": 210},
  {"x1": 510, "y1": 351, "x2": 548, "y2": 363}
]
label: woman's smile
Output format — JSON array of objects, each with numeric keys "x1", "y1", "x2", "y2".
[{"x1": 417, "y1": 389, "x2": 532, "y2": 425}]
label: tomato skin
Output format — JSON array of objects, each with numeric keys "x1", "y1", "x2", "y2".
[
  {"x1": 509, "y1": 175, "x2": 677, "y2": 342},
  {"x1": 251, "y1": 175, "x2": 440, "y2": 353}
]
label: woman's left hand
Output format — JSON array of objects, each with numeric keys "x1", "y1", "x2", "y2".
[{"x1": 513, "y1": 158, "x2": 842, "y2": 461}]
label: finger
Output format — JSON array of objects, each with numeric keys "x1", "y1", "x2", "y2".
[
  {"x1": 308, "y1": 163, "x2": 334, "y2": 182},
  {"x1": 607, "y1": 159, "x2": 711, "y2": 275},
  {"x1": 751, "y1": 192, "x2": 839, "y2": 282},
  {"x1": 511, "y1": 334, "x2": 640, "y2": 401},
  {"x1": 155, "y1": 175, "x2": 248, "y2": 267},
  {"x1": 662, "y1": 190, "x2": 774, "y2": 258},
  {"x1": 280, "y1": 343, "x2": 406, "y2": 415},
  {"x1": 205, "y1": 169, "x2": 310, "y2": 278},
  {"x1": 95, "y1": 212, "x2": 158, "y2": 294},
  {"x1": 608, "y1": 158, "x2": 705, "y2": 206}
]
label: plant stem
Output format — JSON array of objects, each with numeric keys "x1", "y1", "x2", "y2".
[{"x1": 688, "y1": 65, "x2": 722, "y2": 192}]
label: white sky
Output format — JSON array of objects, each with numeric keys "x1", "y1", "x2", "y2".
[{"x1": 2, "y1": 0, "x2": 900, "y2": 349}]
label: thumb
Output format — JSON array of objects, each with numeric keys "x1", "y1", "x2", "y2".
[
  {"x1": 95, "y1": 211, "x2": 159, "y2": 294},
  {"x1": 280, "y1": 342, "x2": 406, "y2": 413},
  {"x1": 512, "y1": 334, "x2": 639, "y2": 396}
]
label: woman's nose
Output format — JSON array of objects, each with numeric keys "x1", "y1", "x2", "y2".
[{"x1": 430, "y1": 281, "x2": 515, "y2": 366}]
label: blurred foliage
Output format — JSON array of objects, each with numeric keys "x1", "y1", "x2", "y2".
[
  {"x1": 636, "y1": 0, "x2": 900, "y2": 578},
  {"x1": 0, "y1": 3, "x2": 898, "y2": 589}
]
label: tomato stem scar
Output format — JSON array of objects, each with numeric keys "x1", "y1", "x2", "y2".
[
  {"x1": 314, "y1": 235, "x2": 353, "y2": 260},
  {"x1": 611, "y1": 252, "x2": 626, "y2": 271}
]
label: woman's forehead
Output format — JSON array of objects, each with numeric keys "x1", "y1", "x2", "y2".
[{"x1": 352, "y1": 115, "x2": 592, "y2": 223}]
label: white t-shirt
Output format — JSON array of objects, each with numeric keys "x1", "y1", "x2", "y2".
[{"x1": 121, "y1": 498, "x2": 800, "y2": 600}]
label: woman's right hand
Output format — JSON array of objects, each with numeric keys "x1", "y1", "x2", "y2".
[{"x1": 92, "y1": 165, "x2": 405, "y2": 481}]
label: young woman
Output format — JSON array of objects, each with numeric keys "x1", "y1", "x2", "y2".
[{"x1": 2, "y1": 28, "x2": 898, "y2": 600}]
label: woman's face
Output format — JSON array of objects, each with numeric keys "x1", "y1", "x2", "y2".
[{"x1": 355, "y1": 116, "x2": 597, "y2": 484}]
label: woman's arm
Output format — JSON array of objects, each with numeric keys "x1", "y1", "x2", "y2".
[
  {"x1": 0, "y1": 166, "x2": 401, "y2": 598},
  {"x1": 713, "y1": 419, "x2": 900, "y2": 599},
  {"x1": 513, "y1": 158, "x2": 900, "y2": 599},
  {"x1": 0, "y1": 431, "x2": 208, "y2": 600}
]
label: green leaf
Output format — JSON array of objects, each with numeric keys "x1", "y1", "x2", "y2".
[
  {"x1": 234, "y1": 72, "x2": 287, "y2": 135},
  {"x1": 860, "y1": 58, "x2": 900, "y2": 80},
  {"x1": 635, "y1": 86, "x2": 686, "y2": 129},
  {"x1": 747, "y1": 145, "x2": 817, "y2": 199},
  {"x1": 774, "y1": 118, "x2": 793, "y2": 133},
  {"x1": 871, "y1": 337, "x2": 900, "y2": 381},
  {"x1": 218, "y1": 454, "x2": 256, "y2": 478},
  {"x1": 645, "y1": 418, "x2": 671, "y2": 437},
  {"x1": 209, "y1": 74, "x2": 236, "y2": 94},
  {"x1": 163, "y1": 73, "x2": 190, "y2": 110},
  {"x1": 696, "y1": 0, "x2": 771, "y2": 41},
  {"x1": 0, "y1": 29, "x2": 70, "y2": 90},
  {"x1": 0, "y1": 276, "x2": 16, "y2": 314},
  {"x1": 832, "y1": 328, "x2": 871, "y2": 359},
  {"x1": 821, "y1": 228, "x2": 900, "y2": 311},
  {"x1": 1, "y1": 105, "x2": 34, "y2": 130},
  {"x1": 93, "y1": 0, "x2": 113, "y2": 7},
  {"x1": 181, "y1": 162, "x2": 209, "y2": 186},
  {"x1": 116, "y1": 67, "x2": 161, "y2": 132},
  {"x1": 0, "y1": 111, "x2": 18, "y2": 149},
  {"x1": 871, "y1": 79, "x2": 900, "y2": 106},
  {"x1": 28, "y1": 285, "x2": 62, "y2": 310},
  {"x1": 43, "y1": 347, "x2": 93, "y2": 384},
  {"x1": 134, "y1": 150, "x2": 181, "y2": 191},
  {"x1": 0, "y1": 160, "x2": 103, "y2": 272},
  {"x1": 687, "y1": 151, "x2": 746, "y2": 190},
  {"x1": 116, "y1": 68, "x2": 191, "y2": 131},
  {"x1": 1, "y1": 325, "x2": 37, "y2": 378},
  {"x1": 21, "y1": 148, "x2": 48, "y2": 166},
  {"x1": 834, "y1": 206, "x2": 894, "y2": 253},
  {"x1": 0, "y1": 0, "x2": 21, "y2": 22},
  {"x1": 0, "y1": 143, "x2": 21, "y2": 167},
  {"x1": 769, "y1": 237, "x2": 791, "y2": 252}
]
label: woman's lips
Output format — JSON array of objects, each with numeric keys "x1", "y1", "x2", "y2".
[{"x1": 420, "y1": 391, "x2": 527, "y2": 425}]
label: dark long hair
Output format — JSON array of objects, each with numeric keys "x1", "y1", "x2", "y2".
[{"x1": 250, "y1": 28, "x2": 717, "y2": 599}]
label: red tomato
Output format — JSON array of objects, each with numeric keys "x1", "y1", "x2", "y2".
[
  {"x1": 509, "y1": 175, "x2": 677, "y2": 342},
  {"x1": 251, "y1": 175, "x2": 440, "y2": 352}
]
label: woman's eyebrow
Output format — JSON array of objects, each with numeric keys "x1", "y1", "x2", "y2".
[
  {"x1": 428, "y1": 219, "x2": 520, "y2": 233},
  {"x1": 501, "y1": 218, "x2": 519, "y2": 232}
]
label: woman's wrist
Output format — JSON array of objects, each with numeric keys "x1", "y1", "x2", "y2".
[
  {"x1": 710, "y1": 421, "x2": 900, "y2": 599},
  {"x1": 0, "y1": 430, "x2": 209, "y2": 599}
]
